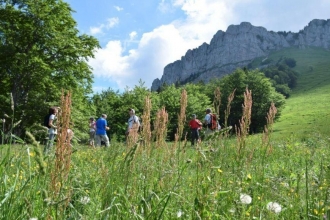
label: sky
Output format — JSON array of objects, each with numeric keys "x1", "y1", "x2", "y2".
[{"x1": 65, "y1": 0, "x2": 330, "y2": 93}]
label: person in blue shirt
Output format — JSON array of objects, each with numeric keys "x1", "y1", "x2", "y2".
[{"x1": 95, "y1": 114, "x2": 110, "y2": 147}]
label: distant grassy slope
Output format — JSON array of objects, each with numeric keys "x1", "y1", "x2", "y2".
[{"x1": 267, "y1": 47, "x2": 330, "y2": 140}]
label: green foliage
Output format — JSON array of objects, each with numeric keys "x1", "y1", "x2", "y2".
[
  {"x1": 208, "y1": 69, "x2": 285, "y2": 133},
  {"x1": 0, "y1": 0, "x2": 99, "y2": 137},
  {"x1": 262, "y1": 62, "x2": 298, "y2": 97},
  {"x1": 284, "y1": 57, "x2": 297, "y2": 68}
]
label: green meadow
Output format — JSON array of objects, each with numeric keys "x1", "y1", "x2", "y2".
[
  {"x1": 1, "y1": 47, "x2": 330, "y2": 219},
  {"x1": 271, "y1": 47, "x2": 330, "y2": 140}
]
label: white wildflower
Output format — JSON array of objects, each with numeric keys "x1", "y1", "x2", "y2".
[
  {"x1": 80, "y1": 196, "x2": 91, "y2": 205},
  {"x1": 228, "y1": 208, "x2": 236, "y2": 213},
  {"x1": 240, "y1": 193, "x2": 252, "y2": 204},
  {"x1": 29, "y1": 218, "x2": 38, "y2": 220},
  {"x1": 266, "y1": 202, "x2": 281, "y2": 214},
  {"x1": 177, "y1": 210, "x2": 183, "y2": 218}
]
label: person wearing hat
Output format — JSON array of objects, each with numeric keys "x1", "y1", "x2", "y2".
[{"x1": 189, "y1": 114, "x2": 202, "y2": 146}]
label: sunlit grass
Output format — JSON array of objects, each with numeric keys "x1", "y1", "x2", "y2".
[
  {"x1": 270, "y1": 47, "x2": 330, "y2": 140},
  {"x1": 1, "y1": 133, "x2": 330, "y2": 219}
]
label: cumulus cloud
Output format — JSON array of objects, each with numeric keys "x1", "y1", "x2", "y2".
[
  {"x1": 106, "y1": 17, "x2": 119, "y2": 29},
  {"x1": 89, "y1": 17, "x2": 119, "y2": 35},
  {"x1": 114, "y1": 5, "x2": 123, "y2": 11},
  {"x1": 90, "y1": 0, "x2": 238, "y2": 90},
  {"x1": 129, "y1": 31, "x2": 138, "y2": 41},
  {"x1": 89, "y1": 0, "x2": 330, "y2": 91}
]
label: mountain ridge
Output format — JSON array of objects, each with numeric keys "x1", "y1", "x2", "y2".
[{"x1": 151, "y1": 19, "x2": 330, "y2": 91}]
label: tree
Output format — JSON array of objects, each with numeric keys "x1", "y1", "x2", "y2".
[
  {"x1": 212, "y1": 69, "x2": 285, "y2": 133},
  {"x1": 0, "y1": 0, "x2": 99, "y2": 137}
]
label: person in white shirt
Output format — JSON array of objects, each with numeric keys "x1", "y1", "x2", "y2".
[
  {"x1": 44, "y1": 106, "x2": 59, "y2": 154},
  {"x1": 126, "y1": 108, "x2": 140, "y2": 145},
  {"x1": 204, "y1": 108, "x2": 214, "y2": 136},
  {"x1": 126, "y1": 108, "x2": 140, "y2": 135}
]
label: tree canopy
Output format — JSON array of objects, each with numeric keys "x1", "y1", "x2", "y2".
[{"x1": 0, "y1": 0, "x2": 99, "y2": 136}]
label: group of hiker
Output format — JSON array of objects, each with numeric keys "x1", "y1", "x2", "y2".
[
  {"x1": 188, "y1": 108, "x2": 221, "y2": 146},
  {"x1": 43, "y1": 106, "x2": 219, "y2": 153},
  {"x1": 87, "y1": 108, "x2": 140, "y2": 148}
]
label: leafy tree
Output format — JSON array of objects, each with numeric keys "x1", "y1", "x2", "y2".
[
  {"x1": 0, "y1": 0, "x2": 99, "y2": 137},
  {"x1": 263, "y1": 63, "x2": 298, "y2": 96},
  {"x1": 211, "y1": 69, "x2": 285, "y2": 133}
]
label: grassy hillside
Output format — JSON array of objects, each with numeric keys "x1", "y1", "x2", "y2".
[{"x1": 267, "y1": 47, "x2": 330, "y2": 140}]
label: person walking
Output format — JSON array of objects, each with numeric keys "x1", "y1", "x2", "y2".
[
  {"x1": 126, "y1": 108, "x2": 140, "y2": 145},
  {"x1": 44, "y1": 106, "x2": 59, "y2": 154},
  {"x1": 189, "y1": 114, "x2": 202, "y2": 146},
  {"x1": 95, "y1": 114, "x2": 110, "y2": 147},
  {"x1": 204, "y1": 108, "x2": 214, "y2": 136},
  {"x1": 88, "y1": 117, "x2": 96, "y2": 147}
]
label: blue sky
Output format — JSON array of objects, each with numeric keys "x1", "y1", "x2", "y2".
[{"x1": 65, "y1": 0, "x2": 330, "y2": 93}]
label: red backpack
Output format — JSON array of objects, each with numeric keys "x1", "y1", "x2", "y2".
[{"x1": 209, "y1": 113, "x2": 217, "y2": 130}]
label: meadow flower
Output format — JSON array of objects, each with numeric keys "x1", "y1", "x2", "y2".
[
  {"x1": 177, "y1": 210, "x2": 183, "y2": 217},
  {"x1": 229, "y1": 208, "x2": 236, "y2": 213},
  {"x1": 240, "y1": 194, "x2": 252, "y2": 204},
  {"x1": 29, "y1": 218, "x2": 38, "y2": 220},
  {"x1": 266, "y1": 202, "x2": 281, "y2": 213},
  {"x1": 80, "y1": 196, "x2": 91, "y2": 205}
]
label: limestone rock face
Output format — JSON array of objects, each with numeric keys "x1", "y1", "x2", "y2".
[{"x1": 151, "y1": 19, "x2": 330, "y2": 91}]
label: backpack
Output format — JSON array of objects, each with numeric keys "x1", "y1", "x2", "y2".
[
  {"x1": 133, "y1": 115, "x2": 141, "y2": 132},
  {"x1": 209, "y1": 113, "x2": 217, "y2": 130},
  {"x1": 43, "y1": 114, "x2": 51, "y2": 128}
]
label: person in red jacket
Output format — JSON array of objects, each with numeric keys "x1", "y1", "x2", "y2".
[{"x1": 189, "y1": 114, "x2": 202, "y2": 146}]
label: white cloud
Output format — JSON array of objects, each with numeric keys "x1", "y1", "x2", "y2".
[
  {"x1": 89, "y1": 17, "x2": 119, "y2": 35},
  {"x1": 106, "y1": 17, "x2": 119, "y2": 29},
  {"x1": 90, "y1": 26, "x2": 103, "y2": 35},
  {"x1": 158, "y1": 0, "x2": 174, "y2": 13},
  {"x1": 114, "y1": 6, "x2": 123, "y2": 11},
  {"x1": 90, "y1": 0, "x2": 330, "y2": 91},
  {"x1": 129, "y1": 31, "x2": 137, "y2": 41}
]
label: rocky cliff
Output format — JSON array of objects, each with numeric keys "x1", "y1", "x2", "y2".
[{"x1": 151, "y1": 19, "x2": 330, "y2": 91}]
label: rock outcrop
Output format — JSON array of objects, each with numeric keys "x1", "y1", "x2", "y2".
[{"x1": 151, "y1": 19, "x2": 330, "y2": 91}]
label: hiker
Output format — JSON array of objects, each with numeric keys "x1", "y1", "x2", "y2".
[
  {"x1": 189, "y1": 114, "x2": 202, "y2": 146},
  {"x1": 44, "y1": 106, "x2": 59, "y2": 154},
  {"x1": 126, "y1": 108, "x2": 140, "y2": 144},
  {"x1": 204, "y1": 108, "x2": 214, "y2": 136},
  {"x1": 67, "y1": 128, "x2": 74, "y2": 146},
  {"x1": 95, "y1": 114, "x2": 110, "y2": 147},
  {"x1": 89, "y1": 117, "x2": 96, "y2": 147}
]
